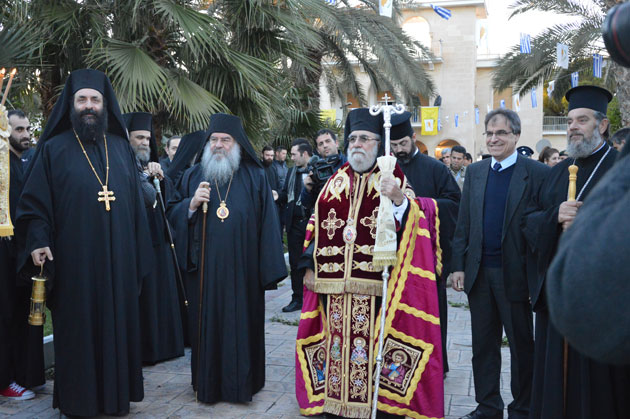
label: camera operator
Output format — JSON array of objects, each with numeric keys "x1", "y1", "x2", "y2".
[
  {"x1": 300, "y1": 129, "x2": 347, "y2": 211},
  {"x1": 277, "y1": 139, "x2": 313, "y2": 312}
]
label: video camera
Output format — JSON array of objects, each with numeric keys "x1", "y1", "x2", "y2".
[
  {"x1": 307, "y1": 154, "x2": 341, "y2": 190},
  {"x1": 603, "y1": 3, "x2": 630, "y2": 68}
]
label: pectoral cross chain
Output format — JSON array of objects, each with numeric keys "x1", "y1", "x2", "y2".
[{"x1": 98, "y1": 185, "x2": 116, "y2": 211}]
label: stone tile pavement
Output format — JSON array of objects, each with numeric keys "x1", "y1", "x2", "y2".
[{"x1": 0, "y1": 279, "x2": 513, "y2": 418}]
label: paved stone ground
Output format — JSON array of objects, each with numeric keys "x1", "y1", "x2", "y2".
[{"x1": 0, "y1": 279, "x2": 513, "y2": 418}]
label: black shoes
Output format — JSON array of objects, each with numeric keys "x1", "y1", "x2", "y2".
[
  {"x1": 460, "y1": 409, "x2": 503, "y2": 419},
  {"x1": 282, "y1": 300, "x2": 302, "y2": 312}
]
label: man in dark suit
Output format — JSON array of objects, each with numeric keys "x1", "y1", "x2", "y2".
[
  {"x1": 451, "y1": 109, "x2": 549, "y2": 419},
  {"x1": 278, "y1": 139, "x2": 313, "y2": 312}
]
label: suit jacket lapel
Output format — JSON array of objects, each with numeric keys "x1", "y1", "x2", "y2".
[
  {"x1": 473, "y1": 159, "x2": 491, "y2": 228},
  {"x1": 502, "y1": 156, "x2": 528, "y2": 241}
]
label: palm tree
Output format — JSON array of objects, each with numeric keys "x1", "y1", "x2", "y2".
[{"x1": 492, "y1": 0, "x2": 630, "y2": 125}]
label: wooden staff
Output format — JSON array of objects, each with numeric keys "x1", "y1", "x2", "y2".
[
  {"x1": 195, "y1": 190, "x2": 209, "y2": 402},
  {"x1": 563, "y1": 163, "x2": 578, "y2": 415}
]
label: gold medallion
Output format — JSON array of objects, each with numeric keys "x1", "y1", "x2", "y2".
[{"x1": 216, "y1": 201, "x2": 229, "y2": 222}]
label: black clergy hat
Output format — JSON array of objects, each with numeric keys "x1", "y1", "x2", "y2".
[
  {"x1": 565, "y1": 85, "x2": 613, "y2": 114},
  {"x1": 123, "y1": 112, "x2": 159, "y2": 163},
  {"x1": 206, "y1": 113, "x2": 262, "y2": 168},
  {"x1": 517, "y1": 146, "x2": 534, "y2": 158},
  {"x1": 165, "y1": 130, "x2": 208, "y2": 184},
  {"x1": 343, "y1": 108, "x2": 384, "y2": 155},
  {"x1": 23, "y1": 69, "x2": 127, "y2": 179},
  {"x1": 390, "y1": 111, "x2": 415, "y2": 140}
]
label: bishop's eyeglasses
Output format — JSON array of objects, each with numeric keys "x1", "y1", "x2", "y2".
[{"x1": 347, "y1": 135, "x2": 380, "y2": 145}]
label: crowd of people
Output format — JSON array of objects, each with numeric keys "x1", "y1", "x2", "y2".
[{"x1": 1, "y1": 68, "x2": 629, "y2": 419}]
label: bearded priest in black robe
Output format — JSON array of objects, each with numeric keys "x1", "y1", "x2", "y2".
[
  {"x1": 167, "y1": 113, "x2": 287, "y2": 403},
  {"x1": 389, "y1": 111, "x2": 460, "y2": 374},
  {"x1": 124, "y1": 112, "x2": 184, "y2": 365},
  {"x1": 523, "y1": 85, "x2": 630, "y2": 419},
  {"x1": 15, "y1": 69, "x2": 152, "y2": 417}
]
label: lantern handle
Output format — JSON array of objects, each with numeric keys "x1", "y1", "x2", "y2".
[{"x1": 40, "y1": 261, "x2": 44, "y2": 276}]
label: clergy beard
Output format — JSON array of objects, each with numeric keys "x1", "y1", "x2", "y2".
[
  {"x1": 201, "y1": 141, "x2": 241, "y2": 185},
  {"x1": 394, "y1": 146, "x2": 417, "y2": 164},
  {"x1": 133, "y1": 146, "x2": 151, "y2": 166},
  {"x1": 9, "y1": 134, "x2": 29, "y2": 153},
  {"x1": 70, "y1": 106, "x2": 107, "y2": 141},
  {"x1": 348, "y1": 145, "x2": 378, "y2": 173},
  {"x1": 567, "y1": 128, "x2": 603, "y2": 158}
]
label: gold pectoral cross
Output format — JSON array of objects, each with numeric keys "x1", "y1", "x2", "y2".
[{"x1": 98, "y1": 185, "x2": 116, "y2": 211}]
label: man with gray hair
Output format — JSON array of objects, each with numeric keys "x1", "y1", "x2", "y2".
[
  {"x1": 167, "y1": 113, "x2": 287, "y2": 404},
  {"x1": 452, "y1": 108, "x2": 548, "y2": 419},
  {"x1": 523, "y1": 86, "x2": 629, "y2": 419}
]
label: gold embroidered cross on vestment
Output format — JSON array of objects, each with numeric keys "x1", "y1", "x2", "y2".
[{"x1": 322, "y1": 208, "x2": 345, "y2": 240}]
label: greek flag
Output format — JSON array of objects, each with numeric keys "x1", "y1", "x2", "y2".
[
  {"x1": 431, "y1": 4, "x2": 452, "y2": 20},
  {"x1": 437, "y1": 117, "x2": 442, "y2": 131},
  {"x1": 500, "y1": 99, "x2": 506, "y2": 109},
  {"x1": 325, "y1": 0, "x2": 335, "y2": 4},
  {"x1": 531, "y1": 88, "x2": 537, "y2": 108},
  {"x1": 520, "y1": 33, "x2": 531, "y2": 54},
  {"x1": 571, "y1": 72, "x2": 579, "y2": 88},
  {"x1": 475, "y1": 107, "x2": 480, "y2": 125},
  {"x1": 593, "y1": 54, "x2": 603, "y2": 78},
  {"x1": 455, "y1": 114, "x2": 459, "y2": 127}
]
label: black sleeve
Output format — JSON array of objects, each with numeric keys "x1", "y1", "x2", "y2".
[
  {"x1": 450, "y1": 166, "x2": 472, "y2": 273},
  {"x1": 547, "y1": 155, "x2": 630, "y2": 365}
]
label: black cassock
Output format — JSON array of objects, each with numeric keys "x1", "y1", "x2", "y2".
[
  {"x1": 139, "y1": 175, "x2": 184, "y2": 364},
  {"x1": 523, "y1": 144, "x2": 630, "y2": 419},
  {"x1": 0, "y1": 151, "x2": 44, "y2": 390},
  {"x1": 168, "y1": 161, "x2": 287, "y2": 403},
  {"x1": 398, "y1": 151, "x2": 460, "y2": 373},
  {"x1": 16, "y1": 131, "x2": 152, "y2": 416}
]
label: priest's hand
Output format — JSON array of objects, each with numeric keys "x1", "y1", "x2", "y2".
[
  {"x1": 190, "y1": 182, "x2": 211, "y2": 211},
  {"x1": 31, "y1": 247, "x2": 53, "y2": 266},
  {"x1": 146, "y1": 162, "x2": 163, "y2": 180},
  {"x1": 452, "y1": 271, "x2": 465, "y2": 292},
  {"x1": 558, "y1": 200, "x2": 583, "y2": 231},
  {"x1": 304, "y1": 269, "x2": 315, "y2": 291},
  {"x1": 380, "y1": 176, "x2": 404, "y2": 206}
]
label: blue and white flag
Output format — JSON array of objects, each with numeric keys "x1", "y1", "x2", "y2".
[
  {"x1": 571, "y1": 72, "x2": 579, "y2": 88},
  {"x1": 455, "y1": 114, "x2": 459, "y2": 127},
  {"x1": 475, "y1": 107, "x2": 480, "y2": 125},
  {"x1": 531, "y1": 88, "x2": 537, "y2": 108},
  {"x1": 325, "y1": 0, "x2": 336, "y2": 4},
  {"x1": 593, "y1": 54, "x2": 603, "y2": 78},
  {"x1": 500, "y1": 99, "x2": 506, "y2": 109},
  {"x1": 520, "y1": 33, "x2": 531, "y2": 54},
  {"x1": 431, "y1": 4, "x2": 452, "y2": 20},
  {"x1": 437, "y1": 117, "x2": 442, "y2": 131}
]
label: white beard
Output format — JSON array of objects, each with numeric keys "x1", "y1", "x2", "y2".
[
  {"x1": 348, "y1": 146, "x2": 378, "y2": 173},
  {"x1": 201, "y1": 141, "x2": 241, "y2": 185},
  {"x1": 567, "y1": 129, "x2": 603, "y2": 158}
]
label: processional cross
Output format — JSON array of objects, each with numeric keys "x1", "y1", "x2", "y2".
[{"x1": 98, "y1": 185, "x2": 116, "y2": 211}]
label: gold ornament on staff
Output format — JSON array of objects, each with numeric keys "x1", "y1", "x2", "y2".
[
  {"x1": 28, "y1": 263, "x2": 48, "y2": 326},
  {"x1": 568, "y1": 164, "x2": 578, "y2": 201}
]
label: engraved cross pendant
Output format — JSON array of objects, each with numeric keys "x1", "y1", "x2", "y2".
[{"x1": 98, "y1": 185, "x2": 116, "y2": 211}]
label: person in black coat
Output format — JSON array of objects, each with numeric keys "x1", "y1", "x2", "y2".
[
  {"x1": 451, "y1": 109, "x2": 549, "y2": 419},
  {"x1": 277, "y1": 139, "x2": 313, "y2": 312}
]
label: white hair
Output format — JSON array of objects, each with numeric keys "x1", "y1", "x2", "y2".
[
  {"x1": 201, "y1": 141, "x2": 241, "y2": 185},
  {"x1": 348, "y1": 144, "x2": 378, "y2": 173}
]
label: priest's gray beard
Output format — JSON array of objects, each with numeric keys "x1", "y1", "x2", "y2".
[
  {"x1": 202, "y1": 141, "x2": 241, "y2": 185},
  {"x1": 348, "y1": 145, "x2": 378, "y2": 173},
  {"x1": 567, "y1": 128, "x2": 603, "y2": 158}
]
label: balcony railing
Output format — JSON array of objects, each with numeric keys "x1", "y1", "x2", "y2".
[{"x1": 543, "y1": 116, "x2": 567, "y2": 132}]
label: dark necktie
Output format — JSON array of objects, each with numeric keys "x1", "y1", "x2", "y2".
[{"x1": 493, "y1": 162, "x2": 502, "y2": 172}]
